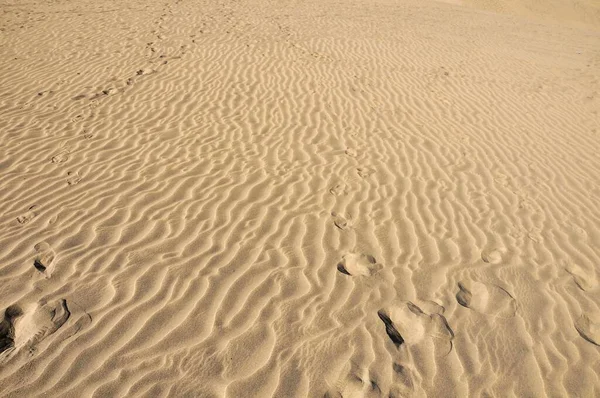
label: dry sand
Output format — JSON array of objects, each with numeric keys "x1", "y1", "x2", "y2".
[{"x1": 0, "y1": 0, "x2": 599, "y2": 396}]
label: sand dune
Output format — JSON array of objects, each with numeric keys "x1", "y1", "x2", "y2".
[{"x1": 0, "y1": 0, "x2": 599, "y2": 396}]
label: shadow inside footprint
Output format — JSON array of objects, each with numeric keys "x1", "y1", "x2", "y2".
[
  {"x1": 16, "y1": 205, "x2": 37, "y2": 224},
  {"x1": 456, "y1": 280, "x2": 517, "y2": 319},
  {"x1": 0, "y1": 300, "x2": 70, "y2": 359},
  {"x1": 378, "y1": 302, "x2": 454, "y2": 355},
  {"x1": 67, "y1": 171, "x2": 81, "y2": 185},
  {"x1": 391, "y1": 363, "x2": 415, "y2": 394},
  {"x1": 337, "y1": 253, "x2": 381, "y2": 277},
  {"x1": 33, "y1": 242, "x2": 56, "y2": 277},
  {"x1": 0, "y1": 306, "x2": 23, "y2": 354},
  {"x1": 565, "y1": 263, "x2": 597, "y2": 292},
  {"x1": 331, "y1": 212, "x2": 351, "y2": 230},
  {"x1": 378, "y1": 311, "x2": 405, "y2": 348},
  {"x1": 575, "y1": 314, "x2": 600, "y2": 346}
]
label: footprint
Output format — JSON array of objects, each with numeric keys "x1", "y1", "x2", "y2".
[
  {"x1": 390, "y1": 363, "x2": 415, "y2": 397},
  {"x1": 0, "y1": 306, "x2": 21, "y2": 354},
  {"x1": 357, "y1": 167, "x2": 375, "y2": 178},
  {"x1": 481, "y1": 247, "x2": 506, "y2": 264},
  {"x1": 565, "y1": 263, "x2": 597, "y2": 291},
  {"x1": 378, "y1": 302, "x2": 454, "y2": 355},
  {"x1": 136, "y1": 68, "x2": 155, "y2": 76},
  {"x1": 0, "y1": 299, "x2": 70, "y2": 359},
  {"x1": 16, "y1": 205, "x2": 37, "y2": 224},
  {"x1": 456, "y1": 280, "x2": 517, "y2": 319},
  {"x1": 345, "y1": 148, "x2": 357, "y2": 157},
  {"x1": 331, "y1": 212, "x2": 351, "y2": 230},
  {"x1": 66, "y1": 171, "x2": 81, "y2": 185},
  {"x1": 324, "y1": 361, "x2": 384, "y2": 398},
  {"x1": 337, "y1": 253, "x2": 381, "y2": 276},
  {"x1": 527, "y1": 230, "x2": 544, "y2": 243},
  {"x1": 574, "y1": 314, "x2": 600, "y2": 346},
  {"x1": 51, "y1": 152, "x2": 69, "y2": 164},
  {"x1": 494, "y1": 173, "x2": 510, "y2": 187},
  {"x1": 329, "y1": 184, "x2": 348, "y2": 196},
  {"x1": 33, "y1": 242, "x2": 56, "y2": 277}
]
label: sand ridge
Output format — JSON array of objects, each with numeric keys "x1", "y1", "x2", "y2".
[{"x1": 0, "y1": 0, "x2": 599, "y2": 396}]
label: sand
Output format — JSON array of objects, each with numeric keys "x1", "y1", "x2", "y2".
[{"x1": 0, "y1": 0, "x2": 599, "y2": 396}]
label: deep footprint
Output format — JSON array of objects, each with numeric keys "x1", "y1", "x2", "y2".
[
  {"x1": 456, "y1": 280, "x2": 517, "y2": 318},
  {"x1": 0, "y1": 299, "x2": 70, "y2": 358},
  {"x1": 33, "y1": 242, "x2": 57, "y2": 277},
  {"x1": 337, "y1": 253, "x2": 381, "y2": 276},
  {"x1": 378, "y1": 302, "x2": 454, "y2": 355}
]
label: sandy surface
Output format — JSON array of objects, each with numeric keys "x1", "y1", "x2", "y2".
[{"x1": 1, "y1": 0, "x2": 599, "y2": 396}]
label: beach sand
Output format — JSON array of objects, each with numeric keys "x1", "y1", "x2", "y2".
[{"x1": 0, "y1": 0, "x2": 599, "y2": 396}]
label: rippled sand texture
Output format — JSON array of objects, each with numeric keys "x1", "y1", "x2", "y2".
[{"x1": 1, "y1": 0, "x2": 599, "y2": 396}]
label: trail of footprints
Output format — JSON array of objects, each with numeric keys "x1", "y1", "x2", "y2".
[
  {"x1": 6, "y1": 0, "x2": 195, "y2": 364},
  {"x1": 328, "y1": 142, "x2": 458, "y2": 394},
  {"x1": 327, "y1": 143, "x2": 598, "y2": 396},
  {"x1": 0, "y1": 239, "x2": 67, "y2": 360}
]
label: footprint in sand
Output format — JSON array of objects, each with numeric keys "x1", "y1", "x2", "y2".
[
  {"x1": 0, "y1": 306, "x2": 20, "y2": 354},
  {"x1": 329, "y1": 184, "x2": 348, "y2": 196},
  {"x1": 33, "y1": 242, "x2": 57, "y2": 277},
  {"x1": 357, "y1": 167, "x2": 375, "y2": 179},
  {"x1": 345, "y1": 148, "x2": 357, "y2": 157},
  {"x1": 390, "y1": 363, "x2": 416, "y2": 397},
  {"x1": 481, "y1": 247, "x2": 506, "y2": 264},
  {"x1": 51, "y1": 151, "x2": 69, "y2": 164},
  {"x1": 136, "y1": 68, "x2": 155, "y2": 76},
  {"x1": 0, "y1": 299, "x2": 70, "y2": 359},
  {"x1": 565, "y1": 263, "x2": 597, "y2": 291},
  {"x1": 324, "y1": 361, "x2": 387, "y2": 398},
  {"x1": 101, "y1": 88, "x2": 117, "y2": 96},
  {"x1": 66, "y1": 171, "x2": 81, "y2": 185},
  {"x1": 378, "y1": 301, "x2": 454, "y2": 355},
  {"x1": 575, "y1": 314, "x2": 600, "y2": 346},
  {"x1": 331, "y1": 212, "x2": 351, "y2": 230},
  {"x1": 16, "y1": 205, "x2": 37, "y2": 224},
  {"x1": 456, "y1": 280, "x2": 517, "y2": 319},
  {"x1": 337, "y1": 253, "x2": 381, "y2": 277}
]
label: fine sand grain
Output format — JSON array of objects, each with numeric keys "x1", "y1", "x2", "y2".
[{"x1": 1, "y1": 0, "x2": 599, "y2": 396}]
